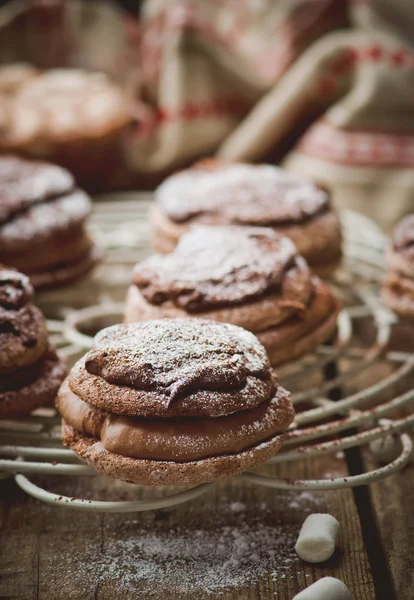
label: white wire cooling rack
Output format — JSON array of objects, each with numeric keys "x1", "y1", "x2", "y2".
[{"x1": 1, "y1": 196, "x2": 413, "y2": 512}]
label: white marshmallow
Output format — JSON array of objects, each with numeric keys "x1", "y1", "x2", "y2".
[
  {"x1": 295, "y1": 513, "x2": 339, "y2": 563},
  {"x1": 293, "y1": 576, "x2": 352, "y2": 600},
  {"x1": 369, "y1": 420, "x2": 402, "y2": 464}
]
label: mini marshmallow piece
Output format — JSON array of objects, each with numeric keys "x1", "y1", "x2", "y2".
[
  {"x1": 295, "y1": 513, "x2": 339, "y2": 563},
  {"x1": 369, "y1": 420, "x2": 402, "y2": 465},
  {"x1": 293, "y1": 576, "x2": 352, "y2": 600}
]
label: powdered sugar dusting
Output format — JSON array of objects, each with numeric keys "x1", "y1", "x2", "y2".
[
  {"x1": 31, "y1": 472, "x2": 325, "y2": 597},
  {"x1": 11, "y1": 69, "x2": 129, "y2": 137},
  {"x1": 45, "y1": 495, "x2": 322, "y2": 597},
  {"x1": 230, "y1": 501, "x2": 246, "y2": 512},
  {"x1": 134, "y1": 226, "x2": 303, "y2": 312},
  {"x1": 86, "y1": 319, "x2": 271, "y2": 404},
  {"x1": 0, "y1": 190, "x2": 91, "y2": 251},
  {"x1": 157, "y1": 163, "x2": 328, "y2": 225},
  {"x1": 0, "y1": 155, "x2": 73, "y2": 223},
  {"x1": 57, "y1": 523, "x2": 297, "y2": 596}
]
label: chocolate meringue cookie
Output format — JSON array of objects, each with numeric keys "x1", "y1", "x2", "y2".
[
  {"x1": 0, "y1": 155, "x2": 100, "y2": 289},
  {"x1": 57, "y1": 319, "x2": 294, "y2": 486},
  {"x1": 0, "y1": 68, "x2": 130, "y2": 191},
  {"x1": 151, "y1": 161, "x2": 342, "y2": 277},
  {"x1": 0, "y1": 63, "x2": 38, "y2": 95},
  {"x1": 382, "y1": 214, "x2": 414, "y2": 321},
  {"x1": 125, "y1": 226, "x2": 340, "y2": 366},
  {"x1": 0, "y1": 266, "x2": 66, "y2": 417}
]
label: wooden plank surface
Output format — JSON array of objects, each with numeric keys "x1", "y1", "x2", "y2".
[
  {"x1": 0, "y1": 455, "x2": 376, "y2": 599},
  {"x1": 351, "y1": 320, "x2": 414, "y2": 600},
  {"x1": 366, "y1": 463, "x2": 414, "y2": 600}
]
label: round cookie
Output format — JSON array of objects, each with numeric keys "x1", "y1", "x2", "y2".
[
  {"x1": 0, "y1": 155, "x2": 100, "y2": 289},
  {"x1": 151, "y1": 161, "x2": 342, "y2": 277},
  {"x1": 0, "y1": 267, "x2": 47, "y2": 373},
  {"x1": 0, "y1": 266, "x2": 66, "y2": 417},
  {"x1": 125, "y1": 226, "x2": 340, "y2": 366},
  {"x1": 0, "y1": 68, "x2": 130, "y2": 191},
  {"x1": 57, "y1": 319, "x2": 294, "y2": 486},
  {"x1": 0, "y1": 63, "x2": 38, "y2": 95},
  {"x1": 382, "y1": 214, "x2": 414, "y2": 321},
  {"x1": 1, "y1": 347, "x2": 66, "y2": 418}
]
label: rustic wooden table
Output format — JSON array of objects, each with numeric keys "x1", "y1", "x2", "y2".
[
  {"x1": 1, "y1": 452, "x2": 413, "y2": 599},
  {"x1": 1, "y1": 198, "x2": 413, "y2": 599}
]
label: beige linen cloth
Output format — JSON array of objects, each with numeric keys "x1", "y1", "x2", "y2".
[
  {"x1": 0, "y1": 0, "x2": 130, "y2": 76},
  {"x1": 131, "y1": 0, "x2": 414, "y2": 229},
  {"x1": 219, "y1": 1, "x2": 414, "y2": 231}
]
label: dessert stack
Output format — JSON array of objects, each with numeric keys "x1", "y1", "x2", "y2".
[{"x1": 0, "y1": 266, "x2": 66, "y2": 418}]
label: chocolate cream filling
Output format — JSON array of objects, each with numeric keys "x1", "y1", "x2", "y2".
[{"x1": 58, "y1": 380, "x2": 293, "y2": 462}]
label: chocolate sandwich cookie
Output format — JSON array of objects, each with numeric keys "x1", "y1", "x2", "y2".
[
  {"x1": 57, "y1": 319, "x2": 294, "y2": 486},
  {"x1": 382, "y1": 214, "x2": 414, "y2": 321},
  {"x1": 151, "y1": 161, "x2": 342, "y2": 277},
  {"x1": 0, "y1": 155, "x2": 100, "y2": 289},
  {"x1": 0, "y1": 266, "x2": 66, "y2": 417},
  {"x1": 125, "y1": 226, "x2": 340, "y2": 366}
]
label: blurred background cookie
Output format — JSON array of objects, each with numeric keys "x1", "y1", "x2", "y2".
[
  {"x1": 0, "y1": 266, "x2": 66, "y2": 417},
  {"x1": 151, "y1": 162, "x2": 342, "y2": 277},
  {"x1": 382, "y1": 215, "x2": 414, "y2": 321},
  {"x1": 0, "y1": 67, "x2": 130, "y2": 191},
  {"x1": 0, "y1": 155, "x2": 100, "y2": 289}
]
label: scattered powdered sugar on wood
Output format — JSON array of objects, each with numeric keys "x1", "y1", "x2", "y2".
[
  {"x1": 230, "y1": 501, "x2": 246, "y2": 512},
  {"x1": 53, "y1": 507, "x2": 299, "y2": 597},
  {"x1": 41, "y1": 476, "x2": 324, "y2": 598}
]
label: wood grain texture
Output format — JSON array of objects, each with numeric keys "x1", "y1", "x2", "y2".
[
  {"x1": 355, "y1": 321, "x2": 414, "y2": 600},
  {"x1": 0, "y1": 455, "x2": 376, "y2": 600},
  {"x1": 366, "y1": 464, "x2": 414, "y2": 600}
]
